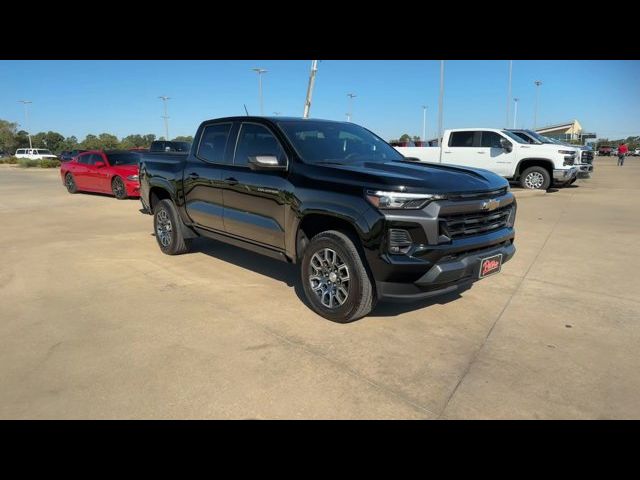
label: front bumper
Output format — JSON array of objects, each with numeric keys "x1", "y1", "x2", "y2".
[
  {"x1": 377, "y1": 240, "x2": 515, "y2": 301},
  {"x1": 577, "y1": 163, "x2": 594, "y2": 176},
  {"x1": 124, "y1": 180, "x2": 140, "y2": 198},
  {"x1": 553, "y1": 167, "x2": 578, "y2": 183}
]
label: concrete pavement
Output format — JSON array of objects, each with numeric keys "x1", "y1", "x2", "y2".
[{"x1": 0, "y1": 156, "x2": 638, "y2": 419}]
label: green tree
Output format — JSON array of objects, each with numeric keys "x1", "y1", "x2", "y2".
[
  {"x1": 399, "y1": 133, "x2": 412, "y2": 142},
  {"x1": 172, "y1": 135, "x2": 193, "y2": 143},
  {"x1": 0, "y1": 119, "x2": 19, "y2": 153},
  {"x1": 143, "y1": 134, "x2": 156, "y2": 146},
  {"x1": 119, "y1": 134, "x2": 146, "y2": 149}
]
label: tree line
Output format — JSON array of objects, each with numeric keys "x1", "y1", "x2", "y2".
[{"x1": 0, "y1": 119, "x2": 193, "y2": 155}]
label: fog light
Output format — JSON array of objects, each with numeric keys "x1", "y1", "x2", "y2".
[{"x1": 388, "y1": 229, "x2": 413, "y2": 254}]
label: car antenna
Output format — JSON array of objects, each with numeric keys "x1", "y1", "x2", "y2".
[{"x1": 244, "y1": 104, "x2": 249, "y2": 116}]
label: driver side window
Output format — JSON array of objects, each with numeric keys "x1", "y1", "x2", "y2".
[{"x1": 234, "y1": 123, "x2": 285, "y2": 167}]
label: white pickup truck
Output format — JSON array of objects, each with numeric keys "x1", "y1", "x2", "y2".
[
  {"x1": 395, "y1": 128, "x2": 579, "y2": 190},
  {"x1": 15, "y1": 148, "x2": 58, "y2": 161}
]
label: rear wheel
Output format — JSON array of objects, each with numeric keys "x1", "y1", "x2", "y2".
[
  {"x1": 112, "y1": 176, "x2": 127, "y2": 199},
  {"x1": 520, "y1": 166, "x2": 551, "y2": 190},
  {"x1": 65, "y1": 173, "x2": 77, "y2": 194},
  {"x1": 153, "y1": 199, "x2": 192, "y2": 255},
  {"x1": 301, "y1": 230, "x2": 376, "y2": 323}
]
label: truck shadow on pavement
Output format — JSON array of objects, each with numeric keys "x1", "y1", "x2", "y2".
[{"x1": 189, "y1": 237, "x2": 466, "y2": 320}]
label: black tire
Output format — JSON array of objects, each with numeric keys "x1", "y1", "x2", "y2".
[
  {"x1": 519, "y1": 166, "x2": 551, "y2": 190},
  {"x1": 153, "y1": 199, "x2": 192, "y2": 255},
  {"x1": 301, "y1": 230, "x2": 376, "y2": 323},
  {"x1": 112, "y1": 176, "x2": 127, "y2": 199},
  {"x1": 65, "y1": 173, "x2": 77, "y2": 194}
]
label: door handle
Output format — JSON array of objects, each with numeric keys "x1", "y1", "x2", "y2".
[
  {"x1": 224, "y1": 177, "x2": 239, "y2": 186},
  {"x1": 477, "y1": 151, "x2": 486, "y2": 154},
  {"x1": 187, "y1": 172, "x2": 200, "y2": 179},
  {"x1": 444, "y1": 151, "x2": 451, "y2": 154}
]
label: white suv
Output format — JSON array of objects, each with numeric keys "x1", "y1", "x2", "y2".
[{"x1": 15, "y1": 148, "x2": 58, "y2": 160}]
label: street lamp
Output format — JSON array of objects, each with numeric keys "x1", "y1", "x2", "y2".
[
  {"x1": 158, "y1": 96, "x2": 170, "y2": 140},
  {"x1": 422, "y1": 105, "x2": 428, "y2": 142},
  {"x1": 346, "y1": 93, "x2": 356, "y2": 122},
  {"x1": 533, "y1": 80, "x2": 542, "y2": 130},
  {"x1": 506, "y1": 60, "x2": 513, "y2": 128},
  {"x1": 18, "y1": 100, "x2": 33, "y2": 149},
  {"x1": 438, "y1": 60, "x2": 445, "y2": 159},
  {"x1": 251, "y1": 68, "x2": 268, "y2": 116},
  {"x1": 513, "y1": 98, "x2": 519, "y2": 129},
  {"x1": 303, "y1": 60, "x2": 319, "y2": 118}
]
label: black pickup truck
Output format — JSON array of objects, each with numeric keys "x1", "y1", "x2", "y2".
[{"x1": 139, "y1": 117, "x2": 516, "y2": 323}]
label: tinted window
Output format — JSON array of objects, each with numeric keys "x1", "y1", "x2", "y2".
[
  {"x1": 449, "y1": 131, "x2": 476, "y2": 147},
  {"x1": 197, "y1": 124, "x2": 232, "y2": 164},
  {"x1": 77, "y1": 154, "x2": 91, "y2": 164},
  {"x1": 278, "y1": 120, "x2": 402, "y2": 164},
  {"x1": 107, "y1": 153, "x2": 139, "y2": 165},
  {"x1": 234, "y1": 123, "x2": 284, "y2": 167},
  {"x1": 480, "y1": 131, "x2": 504, "y2": 148},
  {"x1": 17, "y1": 149, "x2": 25, "y2": 154}
]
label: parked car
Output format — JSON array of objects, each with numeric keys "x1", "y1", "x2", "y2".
[
  {"x1": 61, "y1": 150, "x2": 141, "y2": 199},
  {"x1": 507, "y1": 130, "x2": 593, "y2": 178},
  {"x1": 633, "y1": 149, "x2": 640, "y2": 156},
  {"x1": 611, "y1": 148, "x2": 619, "y2": 156},
  {"x1": 59, "y1": 149, "x2": 88, "y2": 163},
  {"x1": 15, "y1": 148, "x2": 58, "y2": 160},
  {"x1": 149, "y1": 140, "x2": 191, "y2": 153},
  {"x1": 138, "y1": 116, "x2": 517, "y2": 323},
  {"x1": 395, "y1": 128, "x2": 578, "y2": 190},
  {"x1": 598, "y1": 146, "x2": 613, "y2": 156}
]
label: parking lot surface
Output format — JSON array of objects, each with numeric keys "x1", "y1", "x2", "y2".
[{"x1": 1, "y1": 156, "x2": 639, "y2": 419}]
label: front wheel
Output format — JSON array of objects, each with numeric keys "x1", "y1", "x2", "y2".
[
  {"x1": 520, "y1": 166, "x2": 551, "y2": 190},
  {"x1": 301, "y1": 230, "x2": 376, "y2": 323},
  {"x1": 65, "y1": 173, "x2": 77, "y2": 194},
  {"x1": 112, "y1": 176, "x2": 127, "y2": 199}
]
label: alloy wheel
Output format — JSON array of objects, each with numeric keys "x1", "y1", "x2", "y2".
[
  {"x1": 524, "y1": 171, "x2": 545, "y2": 189},
  {"x1": 156, "y1": 209, "x2": 173, "y2": 248},
  {"x1": 308, "y1": 248, "x2": 350, "y2": 309}
]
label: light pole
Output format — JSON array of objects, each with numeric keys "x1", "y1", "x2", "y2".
[
  {"x1": 251, "y1": 67, "x2": 268, "y2": 116},
  {"x1": 347, "y1": 93, "x2": 356, "y2": 122},
  {"x1": 303, "y1": 60, "x2": 319, "y2": 118},
  {"x1": 158, "y1": 96, "x2": 170, "y2": 140},
  {"x1": 513, "y1": 98, "x2": 519, "y2": 129},
  {"x1": 533, "y1": 80, "x2": 542, "y2": 130},
  {"x1": 422, "y1": 105, "x2": 427, "y2": 142},
  {"x1": 18, "y1": 100, "x2": 33, "y2": 149},
  {"x1": 438, "y1": 60, "x2": 445, "y2": 161},
  {"x1": 506, "y1": 60, "x2": 513, "y2": 128}
]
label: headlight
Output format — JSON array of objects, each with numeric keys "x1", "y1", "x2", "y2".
[
  {"x1": 365, "y1": 190, "x2": 446, "y2": 209},
  {"x1": 558, "y1": 150, "x2": 576, "y2": 155},
  {"x1": 127, "y1": 174, "x2": 139, "y2": 181}
]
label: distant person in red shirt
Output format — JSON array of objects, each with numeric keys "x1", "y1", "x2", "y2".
[{"x1": 618, "y1": 143, "x2": 628, "y2": 166}]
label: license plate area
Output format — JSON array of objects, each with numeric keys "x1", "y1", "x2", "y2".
[{"x1": 479, "y1": 253, "x2": 503, "y2": 279}]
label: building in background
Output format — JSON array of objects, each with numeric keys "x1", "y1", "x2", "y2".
[{"x1": 535, "y1": 120, "x2": 597, "y2": 145}]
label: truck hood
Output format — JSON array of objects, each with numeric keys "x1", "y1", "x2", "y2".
[{"x1": 301, "y1": 159, "x2": 508, "y2": 194}]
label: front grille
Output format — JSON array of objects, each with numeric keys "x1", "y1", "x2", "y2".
[
  {"x1": 581, "y1": 151, "x2": 594, "y2": 164},
  {"x1": 440, "y1": 205, "x2": 513, "y2": 239},
  {"x1": 446, "y1": 187, "x2": 508, "y2": 201}
]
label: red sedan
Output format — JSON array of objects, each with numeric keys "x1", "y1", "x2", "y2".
[{"x1": 61, "y1": 150, "x2": 141, "y2": 199}]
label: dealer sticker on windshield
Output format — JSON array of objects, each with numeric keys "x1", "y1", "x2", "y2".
[{"x1": 479, "y1": 254, "x2": 503, "y2": 279}]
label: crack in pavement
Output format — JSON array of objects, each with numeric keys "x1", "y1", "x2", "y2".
[{"x1": 437, "y1": 188, "x2": 578, "y2": 419}]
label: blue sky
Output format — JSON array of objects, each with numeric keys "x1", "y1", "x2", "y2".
[{"x1": 1, "y1": 60, "x2": 638, "y2": 141}]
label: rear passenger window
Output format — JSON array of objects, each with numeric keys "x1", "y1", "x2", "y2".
[
  {"x1": 480, "y1": 132, "x2": 504, "y2": 148},
  {"x1": 233, "y1": 123, "x2": 285, "y2": 167},
  {"x1": 449, "y1": 131, "x2": 476, "y2": 147},
  {"x1": 78, "y1": 154, "x2": 91, "y2": 164},
  {"x1": 198, "y1": 123, "x2": 232, "y2": 164}
]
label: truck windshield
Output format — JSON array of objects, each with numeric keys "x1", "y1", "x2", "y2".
[
  {"x1": 501, "y1": 131, "x2": 530, "y2": 144},
  {"x1": 107, "y1": 153, "x2": 140, "y2": 165},
  {"x1": 278, "y1": 120, "x2": 404, "y2": 164}
]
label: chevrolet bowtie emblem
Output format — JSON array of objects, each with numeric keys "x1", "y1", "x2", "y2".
[{"x1": 482, "y1": 199, "x2": 500, "y2": 211}]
